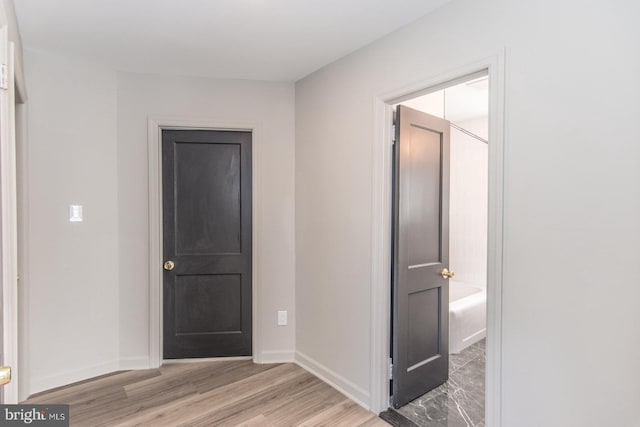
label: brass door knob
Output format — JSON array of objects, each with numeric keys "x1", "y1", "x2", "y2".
[
  {"x1": 441, "y1": 268, "x2": 455, "y2": 279},
  {"x1": 0, "y1": 366, "x2": 10, "y2": 386},
  {"x1": 164, "y1": 260, "x2": 175, "y2": 271}
]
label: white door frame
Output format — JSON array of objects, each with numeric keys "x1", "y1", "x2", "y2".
[
  {"x1": 0, "y1": 30, "x2": 19, "y2": 403},
  {"x1": 147, "y1": 117, "x2": 262, "y2": 367},
  {"x1": 369, "y1": 51, "x2": 505, "y2": 426}
]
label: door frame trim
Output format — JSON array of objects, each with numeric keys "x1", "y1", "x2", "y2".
[
  {"x1": 369, "y1": 51, "x2": 505, "y2": 427},
  {"x1": 0, "y1": 33, "x2": 19, "y2": 403},
  {"x1": 147, "y1": 117, "x2": 261, "y2": 367}
]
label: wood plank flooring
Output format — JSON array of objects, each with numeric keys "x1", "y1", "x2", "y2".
[{"x1": 23, "y1": 360, "x2": 389, "y2": 427}]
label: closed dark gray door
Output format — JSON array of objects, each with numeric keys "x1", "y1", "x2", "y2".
[
  {"x1": 162, "y1": 129, "x2": 252, "y2": 359},
  {"x1": 392, "y1": 105, "x2": 451, "y2": 408}
]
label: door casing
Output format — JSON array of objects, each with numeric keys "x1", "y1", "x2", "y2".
[
  {"x1": 0, "y1": 28, "x2": 19, "y2": 404},
  {"x1": 369, "y1": 52, "x2": 505, "y2": 427},
  {"x1": 147, "y1": 117, "x2": 262, "y2": 367}
]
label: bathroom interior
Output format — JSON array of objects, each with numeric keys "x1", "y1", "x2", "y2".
[{"x1": 389, "y1": 74, "x2": 489, "y2": 427}]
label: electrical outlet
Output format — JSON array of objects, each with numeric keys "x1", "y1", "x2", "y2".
[{"x1": 277, "y1": 310, "x2": 288, "y2": 326}]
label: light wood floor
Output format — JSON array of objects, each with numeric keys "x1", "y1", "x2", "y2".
[{"x1": 24, "y1": 360, "x2": 389, "y2": 427}]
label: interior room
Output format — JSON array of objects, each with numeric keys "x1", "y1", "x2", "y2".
[{"x1": 0, "y1": 0, "x2": 638, "y2": 426}]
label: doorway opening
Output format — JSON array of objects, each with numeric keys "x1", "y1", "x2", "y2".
[
  {"x1": 386, "y1": 73, "x2": 489, "y2": 426},
  {"x1": 147, "y1": 118, "x2": 262, "y2": 368},
  {"x1": 369, "y1": 54, "x2": 505, "y2": 424}
]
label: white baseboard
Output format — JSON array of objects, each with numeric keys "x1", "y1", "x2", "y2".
[
  {"x1": 258, "y1": 350, "x2": 295, "y2": 364},
  {"x1": 29, "y1": 360, "x2": 120, "y2": 397},
  {"x1": 295, "y1": 351, "x2": 370, "y2": 410},
  {"x1": 118, "y1": 356, "x2": 150, "y2": 370}
]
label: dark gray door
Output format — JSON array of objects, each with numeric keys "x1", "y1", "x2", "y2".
[
  {"x1": 392, "y1": 105, "x2": 451, "y2": 408},
  {"x1": 162, "y1": 129, "x2": 252, "y2": 359}
]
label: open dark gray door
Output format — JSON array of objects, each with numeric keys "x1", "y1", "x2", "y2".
[
  {"x1": 162, "y1": 129, "x2": 252, "y2": 359},
  {"x1": 392, "y1": 105, "x2": 451, "y2": 408}
]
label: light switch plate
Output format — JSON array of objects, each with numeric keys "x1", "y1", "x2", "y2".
[
  {"x1": 277, "y1": 310, "x2": 288, "y2": 326},
  {"x1": 69, "y1": 205, "x2": 83, "y2": 222}
]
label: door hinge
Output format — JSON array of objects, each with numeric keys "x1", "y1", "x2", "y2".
[
  {"x1": 0, "y1": 64, "x2": 8, "y2": 90},
  {"x1": 391, "y1": 124, "x2": 396, "y2": 143},
  {"x1": 388, "y1": 358, "x2": 393, "y2": 379}
]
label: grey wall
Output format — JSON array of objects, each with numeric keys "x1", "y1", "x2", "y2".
[
  {"x1": 116, "y1": 73, "x2": 296, "y2": 365},
  {"x1": 295, "y1": 0, "x2": 640, "y2": 425},
  {"x1": 22, "y1": 51, "x2": 296, "y2": 396},
  {"x1": 24, "y1": 49, "x2": 120, "y2": 394}
]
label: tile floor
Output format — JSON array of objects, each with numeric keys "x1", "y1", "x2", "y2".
[{"x1": 383, "y1": 339, "x2": 486, "y2": 427}]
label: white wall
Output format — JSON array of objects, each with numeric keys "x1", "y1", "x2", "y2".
[
  {"x1": 295, "y1": 0, "x2": 640, "y2": 425},
  {"x1": 24, "y1": 49, "x2": 120, "y2": 394},
  {"x1": 116, "y1": 73, "x2": 296, "y2": 365},
  {"x1": 449, "y1": 117, "x2": 488, "y2": 288}
]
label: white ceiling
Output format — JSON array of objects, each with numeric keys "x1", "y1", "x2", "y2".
[{"x1": 14, "y1": 0, "x2": 450, "y2": 81}]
